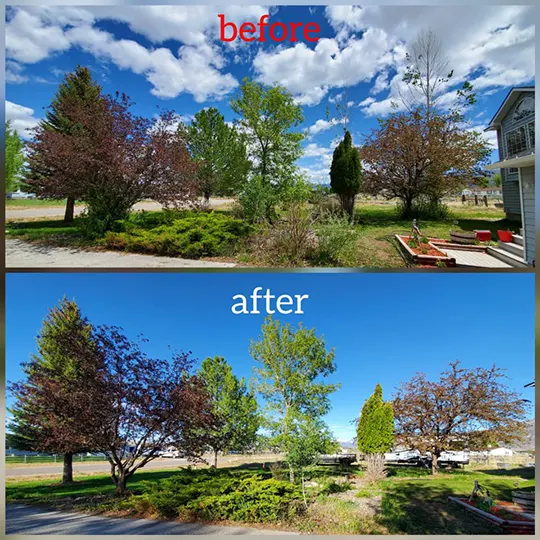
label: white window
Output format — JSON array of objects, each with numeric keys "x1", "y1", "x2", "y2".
[{"x1": 514, "y1": 96, "x2": 535, "y2": 121}]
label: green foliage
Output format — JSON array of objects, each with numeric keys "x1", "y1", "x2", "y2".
[
  {"x1": 179, "y1": 107, "x2": 249, "y2": 199},
  {"x1": 103, "y1": 211, "x2": 252, "y2": 258},
  {"x1": 238, "y1": 175, "x2": 278, "y2": 223},
  {"x1": 397, "y1": 197, "x2": 449, "y2": 220},
  {"x1": 321, "y1": 480, "x2": 353, "y2": 495},
  {"x1": 313, "y1": 214, "x2": 359, "y2": 266},
  {"x1": 330, "y1": 131, "x2": 362, "y2": 217},
  {"x1": 357, "y1": 384, "x2": 394, "y2": 455},
  {"x1": 285, "y1": 415, "x2": 337, "y2": 476},
  {"x1": 42, "y1": 66, "x2": 102, "y2": 134},
  {"x1": 250, "y1": 318, "x2": 339, "y2": 482},
  {"x1": 251, "y1": 317, "x2": 339, "y2": 430},
  {"x1": 231, "y1": 78, "x2": 304, "y2": 183},
  {"x1": 135, "y1": 469, "x2": 303, "y2": 522},
  {"x1": 5, "y1": 121, "x2": 25, "y2": 192},
  {"x1": 197, "y1": 357, "x2": 259, "y2": 465},
  {"x1": 492, "y1": 172, "x2": 502, "y2": 187}
]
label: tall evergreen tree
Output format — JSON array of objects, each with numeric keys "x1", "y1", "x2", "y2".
[
  {"x1": 330, "y1": 130, "x2": 362, "y2": 219},
  {"x1": 357, "y1": 383, "x2": 394, "y2": 482},
  {"x1": 357, "y1": 383, "x2": 394, "y2": 455},
  {"x1": 36, "y1": 66, "x2": 102, "y2": 222},
  {"x1": 197, "y1": 356, "x2": 259, "y2": 467},
  {"x1": 8, "y1": 298, "x2": 108, "y2": 484}
]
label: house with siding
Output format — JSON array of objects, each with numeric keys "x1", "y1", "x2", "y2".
[{"x1": 485, "y1": 87, "x2": 535, "y2": 266}]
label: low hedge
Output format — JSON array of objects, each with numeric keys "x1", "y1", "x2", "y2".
[
  {"x1": 131, "y1": 469, "x2": 303, "y2": 523},
  {"x1": 103, "y1": 211, "x2": 252, "y2": 259}
]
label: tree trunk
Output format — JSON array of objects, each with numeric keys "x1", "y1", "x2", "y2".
[
  {"x1": 115, "y1": 473, "x2": 129, "y2": 495},
  {"x1": 431, "y1": 453, "x2": 439, "y2": 475},
  {"x1": 64, "y1": 196, "x2": 75, "y2": 223},
  {"x1": 62, "y1": 452, "x2": 73, "y2": 484},
  {"x1": 289, "y1": 463, "x2": 295, "y2": 484},
  {"x1": 214, "y1": 450, "x2": 218, "y2": 469},
  {"x1": 301, "y1": 471, "x2": 308, "y2": 508}
]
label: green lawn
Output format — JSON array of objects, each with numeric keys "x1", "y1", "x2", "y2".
[
  {"x1": 5, "y1": 202, "x2": 515, "y2": 268},
  {"x1": 6, "y1": 463, "x2": 534, "y2": 534},
  {"x1": 6, "y1": 198, "x2": 67, "y2": 207}
]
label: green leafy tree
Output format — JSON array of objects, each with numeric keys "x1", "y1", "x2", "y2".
[
  {"x1": 5, "y1": 121, "x2": 25, "y2": 193},
  {"x1": 250, "y1": 317, "x2": 339, "y2": 482},
  {"x1": 357, "y1": 383, "x2": 394, "y2": 455},
  {"x1": 35, "y1": 66, "x2": 103, "y2": 222},
  {"x1": 330, "y1": 130, "x2": 362, "y2": 219},
  {"x1": 231, "y1": 78, "x2": 305, "y2": 220},
  {"x1": 179, "y1": 108, "x2": 250, "y2": 202},
  {"x1": 285, "y1": 414, "x2": 338, "y2": 505},
  {"x1": 8, "y1": 298, "x2": 109, "y2": 484},
  {"x1": 197, "y1": 356, "x2": 259, "y2": 467},
  {"x1": 492, "y1": 172, "x2": 502, "y2": 187}
]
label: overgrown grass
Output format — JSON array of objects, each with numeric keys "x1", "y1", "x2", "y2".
[
  {"x1": 5, "y1": 201, "x2": 514, "y2": 267},
  {"x1": 6, "y1": 463, "x2": 534, "y2": 534}
]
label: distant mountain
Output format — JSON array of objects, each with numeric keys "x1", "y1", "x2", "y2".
[{"x1": 338, "y1": 440, "x2": 356, "y2": 449}]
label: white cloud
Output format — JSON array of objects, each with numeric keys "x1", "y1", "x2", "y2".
[
  {"x1": 6, "y1": 9, "x2": 71, "y2": 63},
  {"x1": 65, "y1": 25, "x2": 237, "y2": 101},
  {"x1": 253, "y1": 29, "x2": 394, "y2": 106},
  {"x1": 307, "y1": 118, "x2": 344, "y2": 136},
  {"x1": 5, "y1": 6, "x2": 269, "y2": 102},
  {"x1": 326, "y1": 6, "x2": 535, "y2": 117},
  {"x1": 5, "y1": 61, "x2": 28, "y2": 84},
  {"x1": 6, "y1": 101, "x2": 40, "y2": 138}
]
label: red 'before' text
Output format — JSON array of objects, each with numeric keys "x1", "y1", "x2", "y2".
[{"x1": 219, "y1": 14, "x2": 320, "y2": 43}]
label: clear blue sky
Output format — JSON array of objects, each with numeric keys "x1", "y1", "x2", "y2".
[
  {"x1": 6, "y1": 272, "x2": 534, "y2": 441},
  {"x1": 6, "y1": 6, "x2": 535, "y2": 183}
]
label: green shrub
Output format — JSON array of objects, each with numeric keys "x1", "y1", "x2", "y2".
[
  {"x1": 313, "y1": 214, "x2": 358, "y2": 266},
  {"x1": 239, "y1": 176, "x2": 277, "y2": 223},
  {"x1": 321, "y1": 480, "x2": 353, "y2": 495},
  {"x1": 103, "y1": 211, "x2": 252, "y2": 258},
  {"x1": 396, "y1": 198, "x2": 449, "y2": 220},
  {"x1": 135, "y1": 470, "x2": 303, "y2": 523}
]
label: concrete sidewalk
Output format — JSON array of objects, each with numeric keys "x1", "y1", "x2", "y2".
[
  {"x1": 6, "y1": 239, "x2": 237, "y2": 268},
  {"x1": 6, "y1": 504, "x2": 296, "y2": 535}
]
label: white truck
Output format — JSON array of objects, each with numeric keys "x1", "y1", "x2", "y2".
[{"x1": 384, "y1": 449, "x2": 469, "y2": 467}]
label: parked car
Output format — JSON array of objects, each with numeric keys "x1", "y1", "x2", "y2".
[
  {"x1": 161, "y1": 449, "x2": 185, "y2": 458},
  {"x1": 7, "y1": 191, "x2": 36, "y2": 199}
]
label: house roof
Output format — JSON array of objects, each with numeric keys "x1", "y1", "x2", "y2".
[{"x1": 485, "y1": 86, "x2": 535, "y2": 131}]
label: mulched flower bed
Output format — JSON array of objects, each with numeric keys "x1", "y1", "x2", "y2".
[{"x1": 395, "y1": 235, "x2": 456, "y2": 267}]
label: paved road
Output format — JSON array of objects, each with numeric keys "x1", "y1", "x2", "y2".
[
  {"x1": 6, "y1": 239, "x2": 237, "y2": 268},
  {"x1": 5, "y1": 199, "x2": 235, "y2": 221},
  {"x1": 6, "y1": 458, "x2": 190, "y2": 477},
  {"x1": 6, "y1": 504, "x2": 294, "y2": 535}
]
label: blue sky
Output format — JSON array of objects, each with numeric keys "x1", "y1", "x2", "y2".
[
  {"x1": 5, "y1": 5, "x2": 535, "y2": 184},
  {"x1": 6, "y1": 272, "x2": 535, "y2": 441}
]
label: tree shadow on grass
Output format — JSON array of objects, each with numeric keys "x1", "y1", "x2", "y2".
[{"x1": 377, "y1": 479, "x2": 503, "y2": 534}]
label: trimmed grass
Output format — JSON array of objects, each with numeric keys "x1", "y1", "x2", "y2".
[
  {"x1": 5, "y1": 218, "x2": 88, "y2": 246},
  {"x1": 6, "y1": 463, "x2": 534, "y2": 534},
  {"x1": 5, "y1": 202, "x2": 514, "y2": 268}
]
